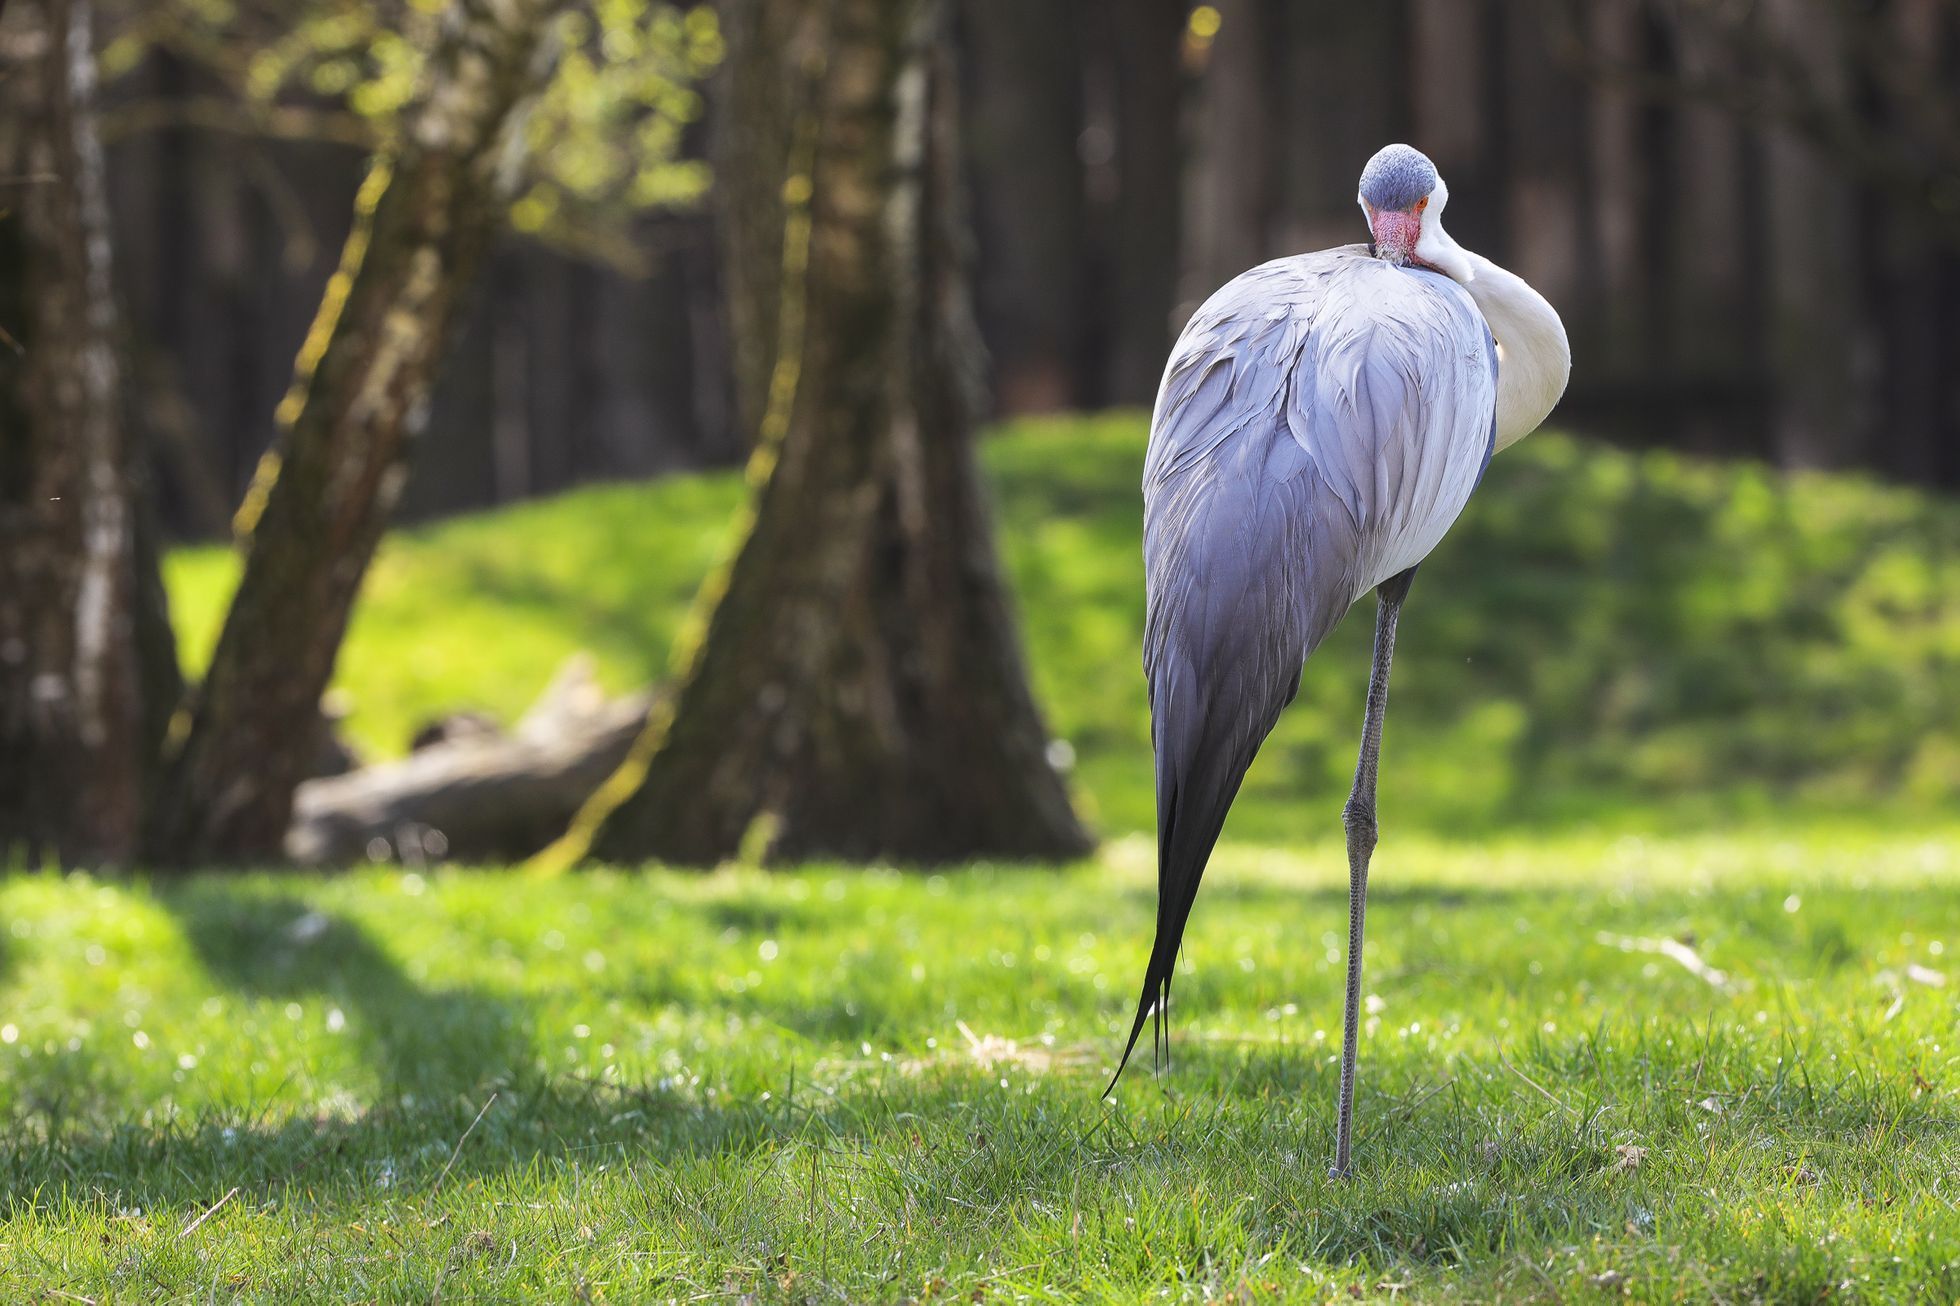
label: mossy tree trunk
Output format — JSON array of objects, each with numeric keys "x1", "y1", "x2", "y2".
[
  {"x1": 573, "y1": 0, "x2": 1090, "y2": 867},
  {"x1": 0, "y1": 0, "x2": 178, "y2": 868},
  {"x1": 146, "y1": 0, "x2": 564, "y2": 866},
  {"x1": 713, "y1": 0, "x2": 802, "y2": 445}
]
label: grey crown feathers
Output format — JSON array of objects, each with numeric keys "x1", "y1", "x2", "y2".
[{"x1": 1357, "y1": 143, "x2": 1438, "y2": 211}]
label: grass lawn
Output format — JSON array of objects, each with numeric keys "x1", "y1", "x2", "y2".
[
  {"x1": 8, "y1": 417, "x2": 1959, "y2": 1298},
  {"x1": 5, "y1": 831, "x2": 1960, "y2": 1300}
]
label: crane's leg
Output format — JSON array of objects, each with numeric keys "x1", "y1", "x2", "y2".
[{"x1": 1330, "y1": 567, "x2": 1414, "y2": 1180}]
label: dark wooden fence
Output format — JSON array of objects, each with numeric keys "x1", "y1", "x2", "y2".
[
  {"x1": 103, "y1": 0, "x2": 1960, "y2": 539},
  {"x1": 975, "y1": 0, "x2": 1960, "y2": 487}
]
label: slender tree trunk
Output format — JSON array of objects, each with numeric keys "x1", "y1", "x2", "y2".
[
  {"x1": 1272, "y1": 0, "x2": 1409, "y2": 252},
  {"x1": 962, "y1": 0, "x2": 1089, "y2": 413},
  {"x1": 1760, "y1": 0, "x2": 1866, "y2": 470},
  {"x1": 565, "y1": 0, "x2": 1089, "y2": 868},
  {"x1": 714, "y1": 0, "x2": 805, "y2": 440},
  {"x1": 146, "y1": 0, "x2": 565, "y2": 865},
  {"x1": 0, "y1": 0, "x2": 177, "y2": 868},
  {"x1": 1501, "y1": 4, "x2": 1585, "y2": 333},
  {"x1": 1088, "y1": 0, "x2": 1185, "y2": 405},
  {"x1": 1177, "y1": 0, "x2": 1280, "y2": 320},
  {"x1": 1865, "y1": 0, "x2": 1951, "y2": 483}
]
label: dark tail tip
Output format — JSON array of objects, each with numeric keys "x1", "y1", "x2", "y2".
[
  {"x1": 1108, "y1": 668, "x2": 1249, "y2": 1101},
  {"x1": 1104, "y1": 979, "x2": 1163, "y2": 1097}
]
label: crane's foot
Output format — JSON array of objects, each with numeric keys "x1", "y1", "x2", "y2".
[{"x1": 1328, "y1": 1164, "x2": 1353, "y2": 1182}]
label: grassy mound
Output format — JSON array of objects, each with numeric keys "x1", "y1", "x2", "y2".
[{"x1": 166, "y1": 415, "x2": 1960, "y2": 838}]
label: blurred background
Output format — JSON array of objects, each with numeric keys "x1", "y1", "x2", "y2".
[
  {"x1": 3, "y1": 0, "x2": 1958, "y2": 871},
  {"x1": 91, "y1": 0, "x2": 1960, "y2": 533}
]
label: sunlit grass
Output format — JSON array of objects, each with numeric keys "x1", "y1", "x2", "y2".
[
  {"x1": 112, "y1": 419, "x2": 1960, "y2": 1296},
  {"x1": 165, "y1": 467, "x2": 747, "y2": 765},
  {"x1": 166, "y1": 415, "x2": 1960, "y2": 841},
  {"x1": 4, "y1": 828, "x2": 1960, "y2": 1299}
]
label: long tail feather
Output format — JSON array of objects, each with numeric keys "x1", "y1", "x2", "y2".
[{"x1": 1107, "y1": 659, "x2": 1267, "y2": 1094}]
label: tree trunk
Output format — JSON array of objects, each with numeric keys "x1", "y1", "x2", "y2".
[
  {"x1": 0, "y1": 0, "x2": 177, "y2": 868},
  {"x1": 1177, "y1": 0, "x2": 1281, "y2": 321},
  {"x1": 566, "y1": 0, "x2": 1090, "y2": 868},
  {"x1": 713, "y1": 0, "x2": 806, "y2": 440},
  {"x1": 962, "y1": 0, "x2": 1089, "y2": 413},
  {"x1": 1760, "y1": 0, "x2": 1867, "y2": 470},
  {"x1": 1272, "y1": 0, "x2": 1410, "y2": 253},
  {"x1": 1086, "y1": 0, "x2": 1185, "y2": 405},
  {"x1": 146, "y1": 0, "x2": 565, "y2": 865},
  {"x1": 1864, "y1": 0, "x2": 1954, "y2": 485}
]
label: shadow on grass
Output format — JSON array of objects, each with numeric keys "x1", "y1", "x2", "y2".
[
  {"x1": 6, "y1": 1043, "x2": 1958, "y2": 1297},
  {"x1": 162, "y1": 885, "x2": 532, "y2": 1101},
  {"x1": 694, "y1": 895, "x2": 832, "y2": 936},
  {"x1": 8, "y1": 998, "x2": 1957, "y2": 1216},
  {"x1": 7, "y1": 864, "x2": 1958, "y2": 1276},
  {"x1": 0, "y1": 885, "x2": 525, "y2": 1137}
]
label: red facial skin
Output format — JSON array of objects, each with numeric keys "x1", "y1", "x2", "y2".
[{"x1": 1367, "y1": 201, "x2": 1432, "y2": 269}]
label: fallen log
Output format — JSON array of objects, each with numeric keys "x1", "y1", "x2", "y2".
[{"x1": 286, "y1": 657, "x2": 652, "y2": 866}]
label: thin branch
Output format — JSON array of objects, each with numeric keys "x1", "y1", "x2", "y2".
[
  {"x1": 176, "y1": 1186, "x2": 239, "y2": 1239},
  {"x1": 1497, "y1": 1050, "x2": 1581, "y2": 1119},
  {"x1": 431, "y1": 1092, "x2": 499, "y2": 1194}
]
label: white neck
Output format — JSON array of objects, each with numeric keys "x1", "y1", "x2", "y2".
[{"x1": 1417, "y1": 220, "x2": 1572, "y2": 450}]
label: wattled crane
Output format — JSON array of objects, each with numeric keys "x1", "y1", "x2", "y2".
[{"x1": 1111, "y1": 143, "x2": 1572, "y2": 1177}]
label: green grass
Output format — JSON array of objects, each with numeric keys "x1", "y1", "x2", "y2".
[
  {"x1": 5, "y1": 831, "x2": 1960, "y2": 1300},
  {"x1": 165, "y1": 414, "x2": 1960, "y2": 839},
  {"x1": 16, "y1": 418, "x2": 1960, "y2": 1297}
]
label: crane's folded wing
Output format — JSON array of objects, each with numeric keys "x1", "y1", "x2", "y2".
[{"x1": 1113, "y1": 245, "x2": 1496, "y2": 1085}]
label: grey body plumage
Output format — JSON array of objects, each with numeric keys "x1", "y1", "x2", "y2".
[{"x1": 1113, "y1": 243, "x2": 1499, "y2": 1093}]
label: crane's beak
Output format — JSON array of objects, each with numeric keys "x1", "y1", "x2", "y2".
[{"x1": 1367, "y1": 205, "x2": 1424, "y2": 267}]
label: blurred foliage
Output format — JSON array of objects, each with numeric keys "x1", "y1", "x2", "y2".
[
  {"x1": 99, "y1": 0, "x2": 722, "y2": 266},
  {"x1": 168, "y1": 417, "x2": 1960, "y2": 838}
]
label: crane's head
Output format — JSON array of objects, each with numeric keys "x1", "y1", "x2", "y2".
[{"x1": 1358, "y1": 144, "x2": 1471, "y2": 280}]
